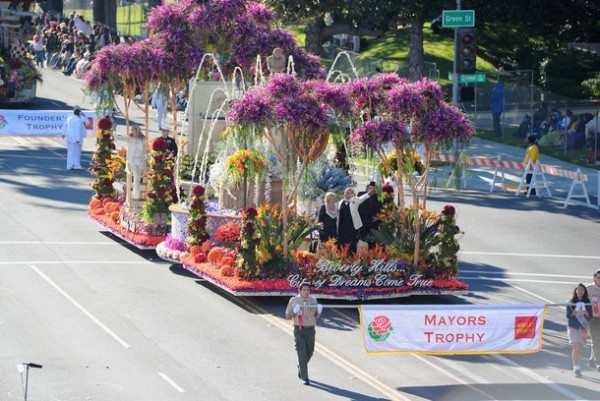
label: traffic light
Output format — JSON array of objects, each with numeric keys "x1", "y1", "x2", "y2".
[
  {"x1": 459, "y1": 86, "x2": 475, "y2": 102},
  {"x1": 456, "y1": 28, "x2": 477, "y2": 74}
]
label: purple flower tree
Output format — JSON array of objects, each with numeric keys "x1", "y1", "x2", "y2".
[
  {"x1": 348, "y1": 75, "x2": 473, "y2": 264},
  {"x1": 227, "y1": 74, "x2": 330, "y2": 255}
]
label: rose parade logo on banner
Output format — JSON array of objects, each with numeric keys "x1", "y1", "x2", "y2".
[
  {"x1": 0, "y1": 110, "x2": 96, "y2": 136},
  {"x1": 359, "y1": 304, "x2": 547, "y2": 355},
  {"x1": 368, "y1": 315, "x2": 394, "y2": 342}
]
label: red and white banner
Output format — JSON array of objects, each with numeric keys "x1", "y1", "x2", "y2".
[
  {"x1": 360, "y1": 304, "x2": 547, "y2": 355},
  {"x1": 0, "y1": 110, "x2": 96, "y2": 136}
]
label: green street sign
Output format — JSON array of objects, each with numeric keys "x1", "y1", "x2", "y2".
[
  {"x1": 447, "y1": 72, "x2": 486, "y2": 84},
  {"x1": 442, "y1": 10, "x2": 475, "y2": 27},
  {"x1": 460, "y1": 73, "x2": 486, "y2": 83}
]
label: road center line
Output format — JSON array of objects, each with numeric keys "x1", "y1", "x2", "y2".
[
  {"x1": 460, "y1": 277, "x2": 578, "y2": 285},
  {"x1": 460, "y1": 251, "x2": 600, "y2": 260},
  {"x1": 158, "y1": 372, "x2": 185, "y2": 393},
  {"x1": 510, "y1": 285, "x2": 554, "y2": 304},
  {"x1": 1, "y1": 261, "x2": 154, "y2": 265},
  {"x1": 0, "y1": 241, "x2": 127, "y2": 245},
  {"x1": 492, "y1": 354, "x2": 584, "y2": 401},
  {"x1": 460, "y1": 270, "x2": 590, "y2": 280},
  {"x1": 0, "y1": 153, "x2": 63, "y2": 160},
  {"x1": 30, "y1": 264, "x2": 132, "y2": 349}
]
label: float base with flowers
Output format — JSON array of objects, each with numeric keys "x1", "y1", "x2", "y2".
[
  {"x1": 87, "y1": 116, "x2": 169, "y2": 249},
  {"x1": 181, "y1": 259, "x2": 468, "y2": 300},
  {"x1": 176, "y1": 201, "x2": 468, "y2": 300}
]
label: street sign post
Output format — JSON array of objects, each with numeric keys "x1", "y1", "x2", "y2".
[
  {"x1": 448, "y1": 72, "x2": 486, "y2": 84},
  {"x1": 442, "y1": 10, "x2": 475, "y2": 28}
]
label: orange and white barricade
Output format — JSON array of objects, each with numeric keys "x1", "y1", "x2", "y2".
[
  {"x1": 543, "y1": 166, "x2": 594, "y2": 209},
  {"x1": 516, "y1": 161, "x2": 551, "y2": 198}
]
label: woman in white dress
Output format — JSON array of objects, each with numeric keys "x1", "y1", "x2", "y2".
[{"x1": 127, "y1": 126, "x2": 146, "y2": 200}]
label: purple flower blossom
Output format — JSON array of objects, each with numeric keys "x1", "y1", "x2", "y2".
[
  {"x1": 307, "y1": 80, "x2": 351, "y2": 118},
  {"x1": 267, "y1": 73, "x2": 301, "y2": 99},
  {"x1": 415, "y1": 102, "x2": 473, "y2": 146},
  {"x1": 274, "y1": 94, "x2": 328, "y2": 134},
  {"x1": 387, "y1": 79, "x2": 444, "y2": 120},
  {"x1": 227, "y1": 87, "x2": 273, "y2": 127},
  {"x1": 247, "y1": 1, "x2": 274, "y2": 24},
  {"x1": 350, "y1": 119, "x2": 408, "y2": 151}
]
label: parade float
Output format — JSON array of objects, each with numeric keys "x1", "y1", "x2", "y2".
[
  {"x1": 86, "y1": 0, "x2": 470, "y2": 300},
  {"x1": 0, "y1": 4, "x2": 40, "y2": 105}
]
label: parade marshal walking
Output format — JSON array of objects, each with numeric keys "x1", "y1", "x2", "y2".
[{"x1": 285, "y1": 283, "x2": 322, "y2": 385}]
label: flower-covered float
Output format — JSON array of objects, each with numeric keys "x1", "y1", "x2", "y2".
[
  {"x1": 85, "y1": 0, "x2": 321, "y2": 249},
  {"x1": 86, "y1": 0, "x2": 471, "y2": 300},
  {"x1": 175, "y1": 71, "x2": 472, "y2": 300}
]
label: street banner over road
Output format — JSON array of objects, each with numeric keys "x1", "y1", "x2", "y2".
[
  {"x1": 0, "y1": 110, "x2": 96, "y2": 136},
  {"x1": 359, "y1": 304, "x2": 547, "y2": 355}
]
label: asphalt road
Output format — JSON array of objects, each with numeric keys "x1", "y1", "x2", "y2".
[{"x1": 0, "y1": 68, "x2": 599, "y2": 400}]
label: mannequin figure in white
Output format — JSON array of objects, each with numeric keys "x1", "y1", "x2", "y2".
[{"x1": 127, "y1": 126, "x2": 146, "y2": 200}]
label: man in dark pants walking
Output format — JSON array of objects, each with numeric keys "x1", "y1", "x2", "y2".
[
  {"x1": 285, "y1": 283, "x2": 322, "y2": 385},
  {"x1": 491, "y1": 80, "x2": 504, "y2": 137}
]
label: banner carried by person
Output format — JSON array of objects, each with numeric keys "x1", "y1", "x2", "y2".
[
  {"x1": 359, "y1": 304, "x2": 547, "y2": 355},
  {"x1": 0, "y1": 110, "x2": 96, "y2": 136}
]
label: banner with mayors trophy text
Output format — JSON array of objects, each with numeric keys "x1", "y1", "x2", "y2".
[
  {"x1": 0, "y1": 110, "x2": 97, "y2": 136},
  {"x1": 359, "y1": 304, "x2": 547, "y2": 355}
]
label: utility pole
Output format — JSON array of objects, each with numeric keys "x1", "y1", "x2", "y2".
[{"x1": 451, "y1": 0, "x2": 461, "y2": 106}]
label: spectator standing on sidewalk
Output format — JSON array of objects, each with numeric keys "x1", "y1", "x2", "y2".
[
  {"x1": 586, "y1": 269, "x2": 600, "y2": 372},
  {"x1": 490, "y1": 80, "x2": 504, "y2": 137},
  {"x1": 32, "y1": 34, "x2": 45, "y2": 67}
]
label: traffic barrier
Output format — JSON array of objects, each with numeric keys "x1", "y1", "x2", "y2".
[
  {"x1": 430, "y1": 153, "x2": 597, "y2": 209},
  {"x1": 516, "y1": 161, "x2": 551, "y2": 198},
  {"x1": 562, "y1": 168, "x2": 593, "y2": 209}
]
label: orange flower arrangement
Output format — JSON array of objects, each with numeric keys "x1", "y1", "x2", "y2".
[
  {"x1": 214, "y1": 222, "x2": 241, "y2": 242},
  {"x1": 220, "y1": 255, "x2": 236, "y2": 267},
  {"x1": 295, "y1": 250, "x2": 317, "y2": 266},
  {"x1": 207, "y1": 247, "x2": 225, "y2": 264},
  {"x1": 220, "y1": 265, "x2": 235, "y2": 277},
  {"x1": 201, "y1": 240, "x2": 212, "y2": 253},
  {"x1": 189, "y1": 245, "x2": 203, "y2": 256},
  {"x1": 194, "y1": 253, "x2": 208, "y2": 263}
]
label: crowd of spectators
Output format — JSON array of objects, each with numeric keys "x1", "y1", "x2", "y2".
[
  {"x1": 530, "y1": 103, "x2": 596, "y2": 150},
  {"x1": 28, "y1": 11, "x2": 128, "y2": 79}
]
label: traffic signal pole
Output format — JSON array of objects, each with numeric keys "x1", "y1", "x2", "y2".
[{"x1": 451, "y1": 0, "x2": 461, "y2": 106}]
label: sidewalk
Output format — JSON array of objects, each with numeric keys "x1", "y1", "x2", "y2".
[{"x1": 353, "y1": 137, "x2": 599, "y2": 209}]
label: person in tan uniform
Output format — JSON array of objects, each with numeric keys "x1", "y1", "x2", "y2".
[
  {"x1": 586, "y1": 269, "x2": 600, "y2": 371},
  {"x1": 285, "y1": 283, "x2": 322, "y2": 385}
]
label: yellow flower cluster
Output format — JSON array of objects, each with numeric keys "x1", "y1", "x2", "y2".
[{"x1": 226, "y1": 149, "x2": 266, "y2": 183}]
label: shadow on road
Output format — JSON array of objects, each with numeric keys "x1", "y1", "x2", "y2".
[
  {"x1": 307, "y1": 380, "x2": 389, "y2": 401},
  {"x1": 0, "y1": 145, "x2": 96, "y2": 205},
  {"x1": 427, "y1": 190, "x2": 599, "y2": 222},
  {"x1": 400, "y1": 381, "x2": 600, "y2": 401}
]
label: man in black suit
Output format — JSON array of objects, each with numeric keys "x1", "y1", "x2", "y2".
[{"x1": 358, "y1": 182, "x2": 382, "y2": 245}]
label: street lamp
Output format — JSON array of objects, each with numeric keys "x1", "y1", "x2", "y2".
[{"x1": 17, "y1": 362, "x2": 43, "y2": 401}]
